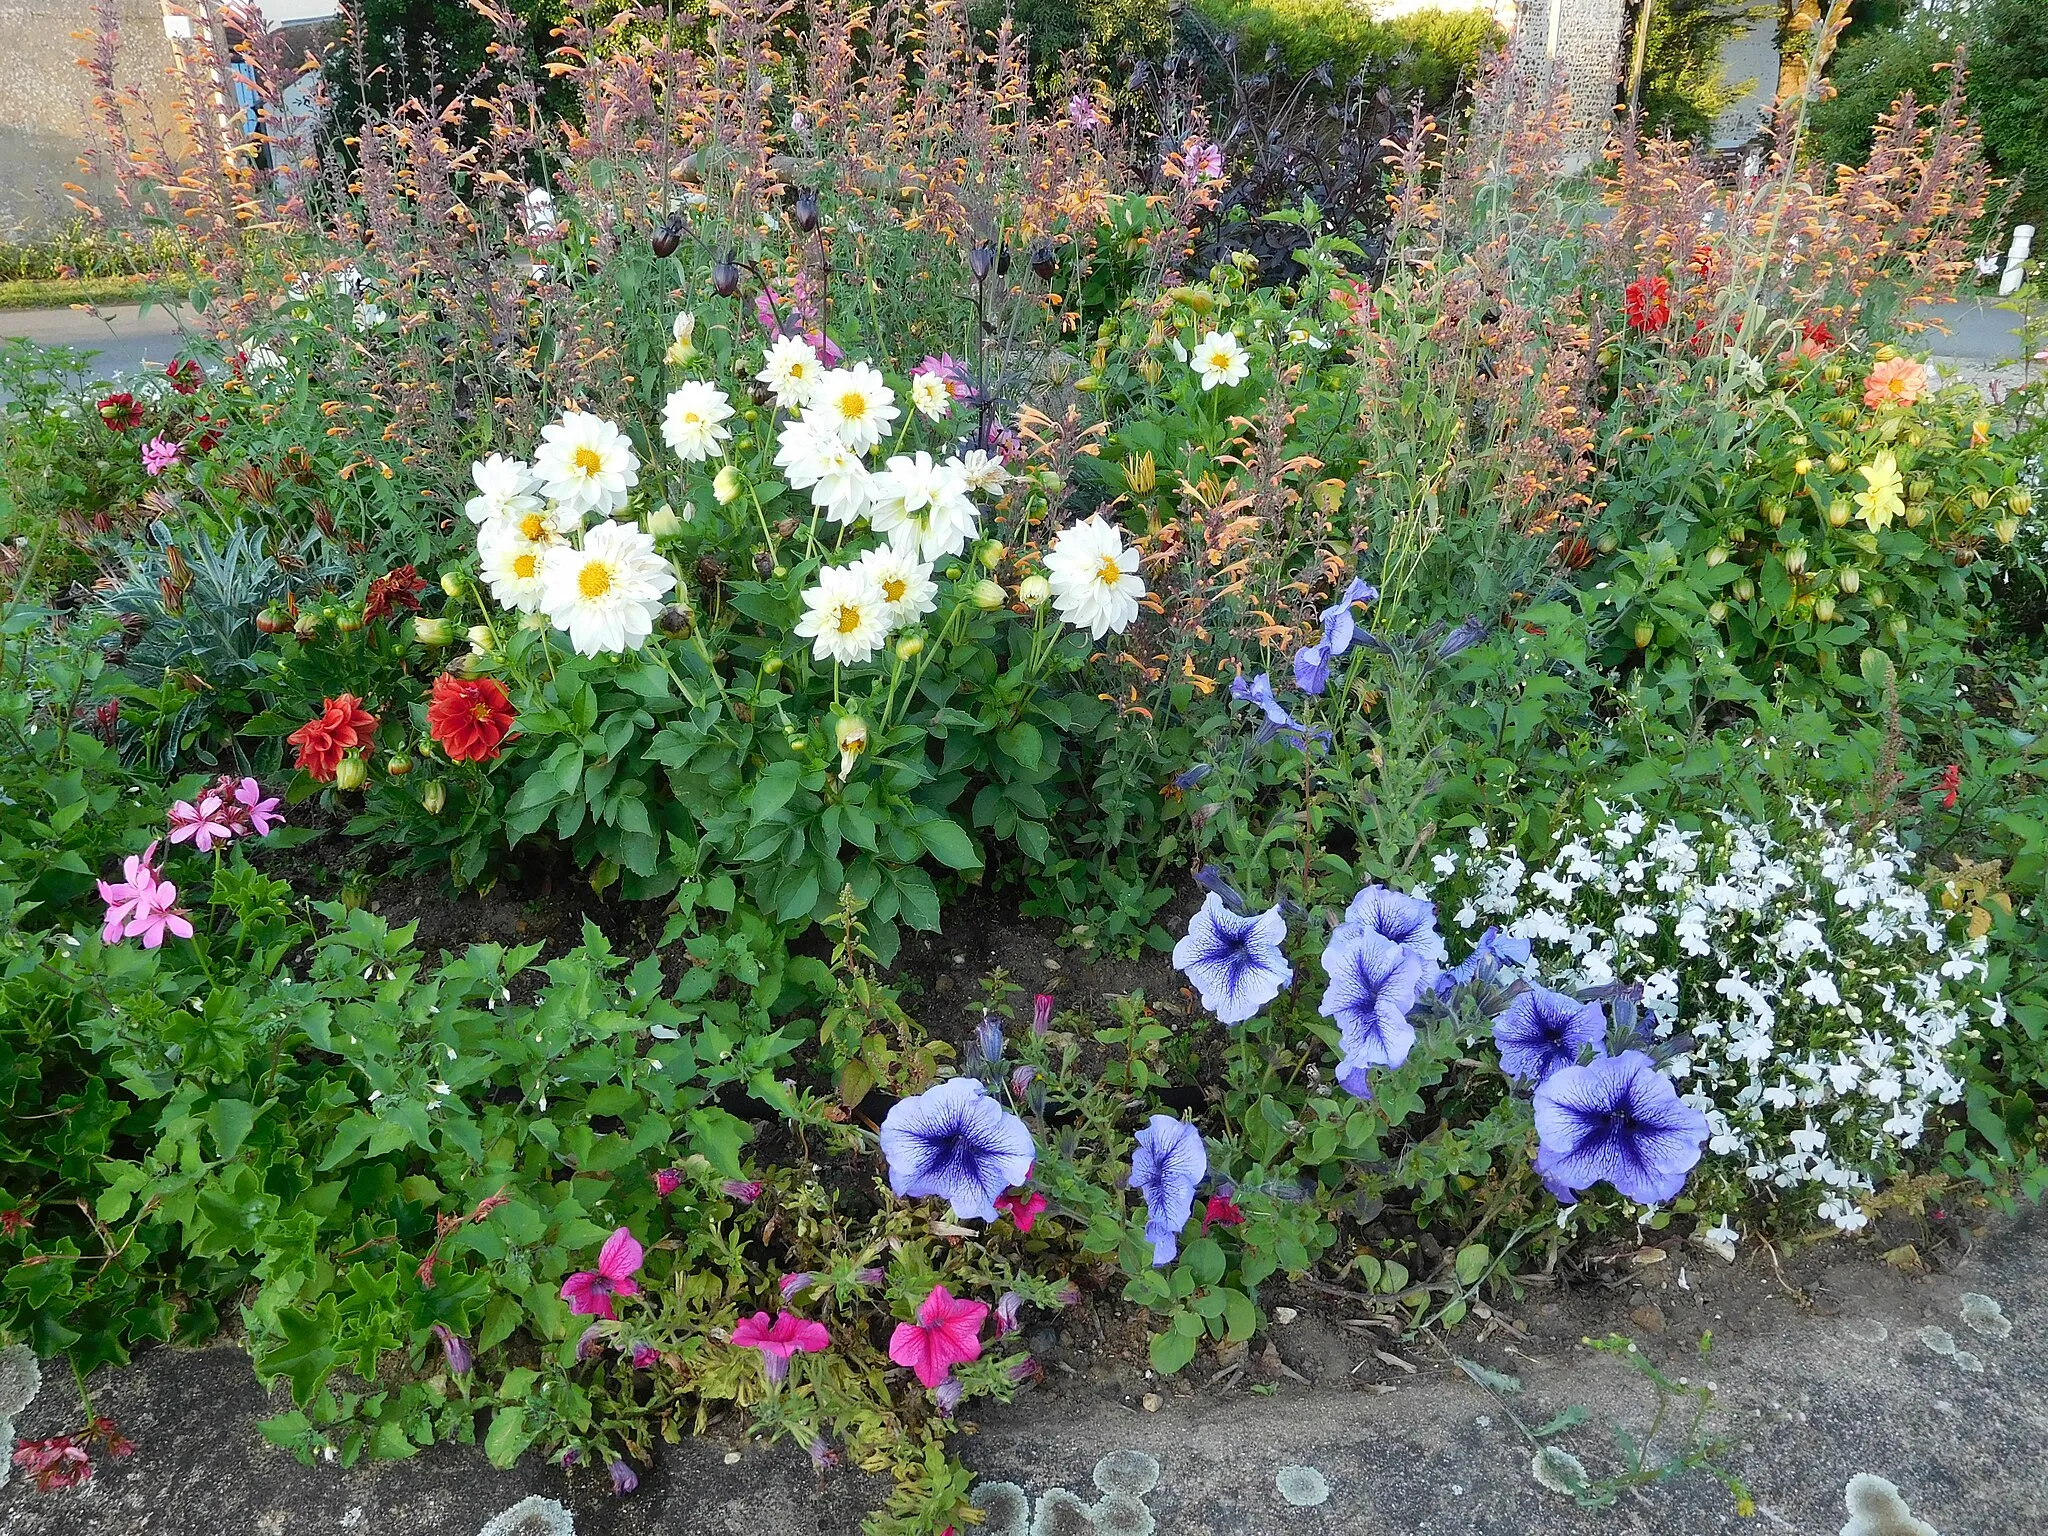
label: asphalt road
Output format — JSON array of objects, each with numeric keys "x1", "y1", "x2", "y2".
[{"x1": 0, "y1": 302, "x2": 201, "y2": 386}]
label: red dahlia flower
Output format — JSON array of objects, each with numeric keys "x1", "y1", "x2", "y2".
[
  {"x1": 165, "y1": 358, "x2": 202, "y2": 395},
  {"x1": 427, "y1": 674, "x2": 516, "y2": 763},
  {"x1": 1624, "y1": 274, "x2": 1671, "y2": 332},
  {"x1": 288, "y1": 694, "x2": 379, "y2": 782},
  {"x1": 96, "y1": 392, "x2": 143, "y2": 431},
  {"x1": 363, "y1": 563, "x2": 427, "y2": 624}
]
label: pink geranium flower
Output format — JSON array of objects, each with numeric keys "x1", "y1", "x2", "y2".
[
  {"x1": 96, "y1": 841, "x2": 194, "y2": 949},
  {"x1": 729, "y1": 1310, "x2": 831, "y2": 1381},
  {"x1": 559, "y1": 1227, "x2": 644, "y2": 1319},
  {"x1": 141, "y1": 435, "x2": 182, "y2": 477},
  {"x1": 888, "y1": 1285, "x2": 988, "y2": 1389},
  {"x1": 167, "y1": 791, "x2": 238, "y2": 852},
  {"x1": 233, "y1": 776, "x2": 284, "y2": 835},
  {"x1": 994, "y1": 1188, "x2": 1047, "y2": 1233}
]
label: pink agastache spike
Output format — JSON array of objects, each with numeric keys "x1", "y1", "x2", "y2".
[
  {"x1": 887, "y1": 1285, "x2": 987, "y2": 1389},
  {"x1": 559, "y1": 1227, "x2": 644, "y2": 1319}
]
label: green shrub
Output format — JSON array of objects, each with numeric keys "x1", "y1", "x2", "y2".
[{"x1": 1189, "y1": 0, "x2": 1498, "y2": 105}]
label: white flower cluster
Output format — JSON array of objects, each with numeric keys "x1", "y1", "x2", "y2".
[{"x1": 1430, "y1": 802, "x2": 1993, "y2": 1231}]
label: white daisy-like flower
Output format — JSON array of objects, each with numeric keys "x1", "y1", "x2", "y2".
[
  {"x1": 466, "y1": 454, "x2": 541, "y2": 526},
  {"x1": 660, "y1": 380, "x2": 735, "y2": 463},
  {"x1": 487, "y1": 497, "x2": 581, "y2": 549},
  {"x1": 867, "y1": 451, "x2": 978, "y2": 561},
  {"x1": 533, "y1": 411, "x2": 640, "y2": 517},
  {"x1": 1191, "y1": 329, "x2": 1250, "y2": 390},
  {"x1": 854, "y1": 543, "x2": 938, "y2": 628},
  {"x1": 953, "y1": 448, "x2": 1008, "y2": 495},
  {"x1": 1043, "y1": 514, "x2": 1144, "y2": 637},
  {"x1": 793, "y1": 562, "x2": 891, "y2": 665},
  {"x1": 477, "y1": 521, "x2": 549, "y2": 613},
  {"x1": 537, "y1": 518, "x2": 674, "y2": 655},
  {"x1": 775, "y1": 416, "x2": 872, "y2": 523},
  {"x1": 757, "y1": 335, "x2": 824, "y2": 410},
  {"x1": 910, "y1": 371, "x2": 953, "y2": 421},
  {"x1": 813, "y1": 362, "x2": 899, "y2": 453}
]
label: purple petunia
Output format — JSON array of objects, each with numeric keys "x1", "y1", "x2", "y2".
[
  {"x1": 1493, "y1": 984, "x2": 1607, "y2": 1085},
  {"x1": 1320, "y1": 578, "x2": 1378, "y2": 653},
  {"x1": 1130, "y1": 1115, "x2": 1208, "y2": 1266},
  {"x1": 877, "y1": 1076, "x2": 1036, "y2": 1222},
  {"x1": 1437, "y1": 924, "x2": 1532, "y2": 1000},
  {"x1": 1292, "y1": 641, "x2": 1332, "y2": 696},
  {"x1": 1318, "y1": 926, "x2": 1425, "y2": 1100},
  {"x1": 1335, "y1": 883, "x2": 1446, "y2": 990},
  {"x1": 1533, "y1": 1050, "x2": 1711, "y2": 1205},
  {"x1": 1172, "y1": 893, "x2": 1293, "y2": 1024}
]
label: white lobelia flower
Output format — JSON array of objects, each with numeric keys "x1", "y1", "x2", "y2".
[
  {"x1": 910, "y1": 371, "x2": 953, "y2": 421},
  {"x1": 1191, "y1": 329, "x2": 1250, "y2": 390},
  {"x1": 757, "y1": 335, "x2": 824, "y2": 411},
  {"x1": 867, "y1": 451, "x2": 978, "y2": 561},
  {"x1": 793, "y1": 562, "x2": 891, "y2": 665},
  {"x1": 775, "y1": 416, "x2": 872, "y2": 523},
  {"x1": 854, "y1": 543, "x2": 937, "y2": 628},
  {"x1": 812, "y1": 362, "x2": 899, "y2": 453},
  {"x1": 537, "y1": 518, "x2": 674, "y2": 654},
  {"x1": 466, "y1": 454, "x2": 541, "y2": 526},
  {"x1": 1044, "y1": 514, "x2": 1144, "y2": 637},
  {"x1": 533, "y1": 411, "x2": 640, "y2": 517},
  {"x1": 953, "y1": 448, "x2": 1008, "y2": 495},
  {"x1": 660, "y1": 380, "x2": 735, "y2": 463},
  {"x1": 477, "y1": 521, "x2": 550, "y2": 613}
]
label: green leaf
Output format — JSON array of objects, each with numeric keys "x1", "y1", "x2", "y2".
[
  {"x1": 254, "y1": 1297, "x2": 341, "y2": 1407},
  {"x1": 1149, "y1": 1324, "x2": 1198, "y2": 1375},
  {"x1": 749, "y1": 760, "x2": 803, "y2": 821},
  {"x1": 1180, "y1": 1237, "x2": 1225, "y2": 1288},
  {"x1": 205, "y1": 1098, "x2": 259, "y2": 1160},
  {"x1": 1452, "y1": 1355, "x2": 1522, "y2": 1396},
  {"x1": 484, "y1": 1405, "x2": 535, "y2": 1469},
  {"x1": 915, "y1": 817, "x2": 981, "y2": 871},
  {"x1": 1454, "y1": 1242, "x2": 1491, "y2": 1286}
]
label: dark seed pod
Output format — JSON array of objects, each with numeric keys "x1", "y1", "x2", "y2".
[
  {"x1": 657, "y1": 604, "x2": 691, "y2": 636},
  {"x1": 792, "y1": 188, "x2": 821, "y2": 233},
  {"x1": 1030, "y1": 242, "x2": 1057, "y2": 281},
  {"x1": 712, "y1": 251, "x2": 742, "y2": 297},
  {"x1": 752, "y1": 550, "x2": 774, "y2": 579},
  {"x1": 695, "y1": 554, "x2": 729, "y2": 587},
  {"x1": 969, "y1": 239, "x2": 996, "y2": 283},
  {"x1": 651, "y1": 220, "x2": 680, "y2": 259}
]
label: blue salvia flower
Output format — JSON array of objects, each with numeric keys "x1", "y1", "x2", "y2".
[
  {"x1": 1319, "y1": 578, "x2": 1378, "y2": 655},
  {"x1": 1493, "y1": 985, "x2": 1607, "y2": 1085},
  {"x1": 1317, "y1": 926, "x2": 1425, "y2": 1101},
  {"x1": 1193, "y1": 864, "x2": 1247, "y2": 914},
  {"x1": 1172, "y1": 893, "x2": 1293, "y2": 1025},
  {"x1": 1437, "y1": 924, "x2": 1532, "y2": 1000},
  {"x1": 1292, "y1": 640, "x2": 1332, "y2": 696},
  {"x1": 1433, "y1": 614, "x2": 1490, "y2": 662},
  {"x1": 877, "y1": 1076, "x2": 1036, "y2": 1222},
  {"x1": 1335, "y1": 883, "x2": 1447, "y2": 990},
  {"x1": 1130, "y1": 1114, "x2": 1208, "y2": 1266},
  {"x1": 1533, "y1": 1050, "x2": 1710, "y2": 1204}
]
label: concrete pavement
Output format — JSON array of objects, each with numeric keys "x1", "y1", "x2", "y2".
[{"x1": 0, "y1": 302, "x2": 199, "y2": 384}]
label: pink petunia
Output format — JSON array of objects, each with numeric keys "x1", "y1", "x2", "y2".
[
  {"x1": 559, "y1": 1227, "x2": 644, "y2": 1319},
  {"x1": 994, "y1": 1188, "x2": 1047, "y2": 1234},
  {"x1": 887, "y1": 1285, "x2": 988, "y2": 1389},
  {"x1": 653, "y1": 1168, "x2": 683, "y2": 1197},
  {"x1": 729, "y1": 1310, "x2": 831, "y2": 1381}
]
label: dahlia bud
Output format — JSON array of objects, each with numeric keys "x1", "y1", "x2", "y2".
[
  {"x1": 294, "y1": 609, "x2": 321, "y2": 638},
  {"x1": 1018, "y1": 574, "x2": 1050, "y2": 608},
  {"x1": 334, "y1": 755, "x2": 369, "y2": 792},
  {"x1": 467, "y1": 624, "x2": 496, "y2": 654},
  {"x1": 335, "y1": 609, "x2": 365, "y2": 634},
  {"x1": 646, "y1": 503, "x2": 683, "y2": 540},
  {"x1": 978, "y1": 540, "x2": 1006, "y2": 568},
  {"x1": 895, "y1": 635, "x2": 923, "y2": 660},
  {"x1": 1814, "y1": 595, "x2": 1836, "y2": 623},
  {"x1": 1704, "y1": 546, "x2": 1727, "y2": 568},
  {"x1": 1633, "y1": 621, "x2": 1654, "y2": 649},
  {"x1": 387, "y1": 753, "x2": 413, "y2": 777},
  {"x1": 413, "y1": 615, "x2": 454, "y2": 646},
  {"x1": 1707, "y1": 601, "x2": 1728, "y2": 623},
  {"x1": 440, "y1": 571, "x2": 463, "y2": 598},
  {"x1": 834, "y1": 714, "x2": 868, "y2": 778},
  {"x1": 714, "y1": 466, "x2": 743, "y2": 505},
  {"x1": 1784, "y1": 546, "x2": 1807, "y2": 577},
  {"x1": 657, "y1": 604, "x2": 691, "y2": 636},
  {"x1": 1828, "y1": 498, "x2": 1852, "y2": 527},
  {"x1": 255, "y1": 604, "x2": 290, "y2": 634},
  {"x1": 1734, "y1": 577, "x2": 1756, "y2": 602},
  {"x1": 1596, "y1": 533, "x2": 1619, "y2": 555},
  {"x1": 970, "y1": 579, "x2": 1006, "y2": 611},
  {"x1": 421, "y1": 780, "x2": 447, "y2": 815},
  {"x1": 1123, "y1": 451, "x2": 1157, "y2": 495},
  {"x1": 1995, "y1": 515, "x2": 2019, "y2": 545},
  {"x1": 762, "y1": 655, "x2": 783, "y2": 675}
]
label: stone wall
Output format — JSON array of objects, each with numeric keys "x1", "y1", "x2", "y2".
[
  {"x1": 0, "y1": 0, "x2": 183, "y2": 236},
  {"x1": 1506, "y1": 0, "x2": 1628, "y2": 170}
]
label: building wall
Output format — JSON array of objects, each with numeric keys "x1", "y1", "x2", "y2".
[{"x1": 0, "y1": 0, "x2": 184, "y2": 235}]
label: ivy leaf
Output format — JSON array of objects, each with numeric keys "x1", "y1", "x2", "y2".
[{"x1": 254, "y1": 1296, "x2": 341, "y2": 1407}]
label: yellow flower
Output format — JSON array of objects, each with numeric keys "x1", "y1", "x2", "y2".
[{"x1": 1854, "y1": 452, "x2": 1904, "y2": 531}]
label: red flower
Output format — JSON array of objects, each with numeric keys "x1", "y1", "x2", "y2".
[
  {"x1": 1687, "y1": 243, "x2": 1717, "y2": 282},
  {"x1": 1802, "y1": 319, "x2": 1834, "y2": 350},
  {"x1": 994, "y1": 1188, "x2": 1047, "y2": 1233},
  {"x1": 0, "y1": 1205, "x2": 33, "y2": 1237},
  {"x1": 96, "y1": 392, "x2": 143, "y2": 431},
  {"x1": 288, "y1": 694, "x2": 378, "y2": 783},
  {"x1": 427, "y1": 674, "x2": 517, "y2": 763},
  {"x1": 1200, "y1": 1194, "x2": 1244, "y2": 1233},
  {"x1": 1624, "y1": 274, "x2": 1671, "y2": 333},
  {"x1": 164, "y1": 358, "x2": 202, "y2": 395},
  {"x1": 187, "y1": 414, "x2": 222, "y2": 455},
  {"x1": 13, "y1": 1435, "x2": 91, "y2": 1491},
  {"x1": 363, "y1": 564, "x2": 427, "y2": 624},
  {"x1": 1937, "y1": 763, "x2": 1960, "y2": 811}
]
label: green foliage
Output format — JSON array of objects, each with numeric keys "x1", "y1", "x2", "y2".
[
  {"x1": 1636, "y1": 0, "x2": 1777, "y2": 143},
  {"x1": 1189, "y1": 0, "x2": 1499, "y2": 105},
  {"x1": 1807, "y1": 15, "x2": 1954, "y2": 173}
]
